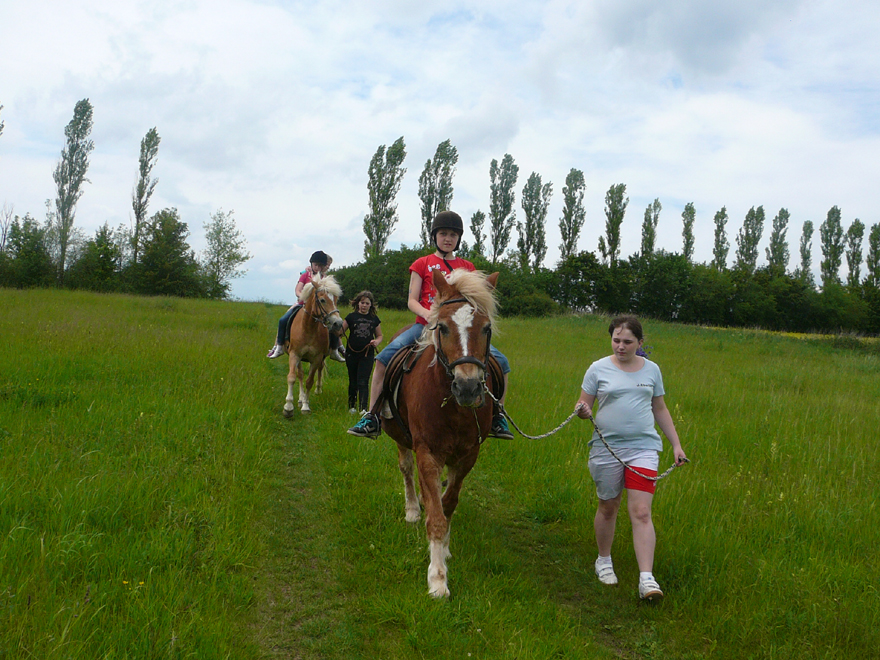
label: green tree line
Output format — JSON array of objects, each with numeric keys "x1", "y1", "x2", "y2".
[
  {"x1": 353, "y1": 137, "x2": 880, "y2": 334},
  {"x1": 0, "y1": 99, "x2": 251, "y2": 299}
]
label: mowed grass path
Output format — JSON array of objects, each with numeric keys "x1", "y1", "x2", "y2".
[{"x1": 1, "y1": 288, "x2": 877, "y2": 659}]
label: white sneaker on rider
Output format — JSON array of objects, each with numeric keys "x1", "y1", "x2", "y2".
[
  {"x1": 267, "y1": 344, "x2": 285, "y2": 359},
  {"x1": 329, "y1": 347, "x2": 345, "y2": 362}
]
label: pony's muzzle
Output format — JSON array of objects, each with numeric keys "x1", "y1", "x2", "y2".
[
  {"x1": 327, "y1": 317, "x2": 344, "y2": 334},
  {"x1": 450, "y1": 371, "x2": 485, "y2": 408}
]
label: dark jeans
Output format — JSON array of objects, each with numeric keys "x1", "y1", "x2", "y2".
[
  {"x1": 346, "y1": 350, "x2": 374, "y2": 411},
  {"x1": 277, "y1": 304, "x2": 339, "y2": 349}
]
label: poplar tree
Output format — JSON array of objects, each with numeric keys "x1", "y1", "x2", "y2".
[
  {"x1": 819, "y1": 205, "x2": 844, "y2": 287},
  {"x1": 52, "y1": 98, "x2": 94, "y2": 284},
  {"x1": 488, "y1": 154, "x2": 518, "y2": 264},
  {"x1": 734, "y1": 205, "x2": 764, "y2": 273},
  {"x1": 641, "y1": 198, "x2": 661, "y2": 258},
  {"x1": 518, "y1": 172, "x2": 552, "y2": 272},
  {"x1": 844, "y1": 218, "x2": 865, "y2": 288},
  {"x1": 765, "y1": 207, "x2": 791, "y2": 274},
  {"x1": 681, "y1": 202, "x2": 696, "y2": 262},
  {"x1": 797, "y1": 220, "x2": 815, "y2": 286},
  {"x1": 469, "y1": 210, "x2": 487, "y2": 258},
  {"x1": 417, "y1": 139, "x2": 458, "y2": 247},
  {"x1": 865, "y1": 223, "x2": 880, "y2": 288},
  {"x1": 712, "y1": 206, "x2": 729, "y2": 270},
  {"x1": 131, "y1": 127, "x2": 161, "y2": 264},
  {"x1": 599, "y1": 183, "x2": 628, "y2": 267},
  {"x1": 363, "y1": 137, "x2": 406, "y2": 259},
  {"x1": 558, "y1": 168, "x2": 585, "y2": 261}
]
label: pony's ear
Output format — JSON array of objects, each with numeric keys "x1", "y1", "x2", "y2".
[
  {"x1": 433, "y1": 268, "x2": 454, "y2": 300},
  {"x1": 486, "y1": 272, "x2": 500, "y2": 289}
]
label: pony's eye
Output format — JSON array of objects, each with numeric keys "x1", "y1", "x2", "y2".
[
  {"x1": 438, "y1": 323, "x2": 450, "y2": 336},
  {"x1": 482, "y1": 325, "x2": 491, "y2": 335}
]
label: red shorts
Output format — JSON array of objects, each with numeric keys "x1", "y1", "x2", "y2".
[{"x1": 624, "y1": 467, "x2": 658, "y2": 494}]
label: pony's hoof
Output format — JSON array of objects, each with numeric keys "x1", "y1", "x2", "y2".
[
  {"x1": 283, "y1": 408, "x2": 294, "y2": 418},
  {"x1": 300, "y1": 408, "x2": 311, "y2": 415},
  {"x1": 405, "y1": 509, "x2": 421, "y2": 523},
  {"x1": 428, "y1": 583, "x2": 450, "y2": 599}
]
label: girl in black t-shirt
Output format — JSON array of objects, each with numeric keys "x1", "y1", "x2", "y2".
[{"x1": 342, "y1": 291, "x2": 383, "y2": 413}]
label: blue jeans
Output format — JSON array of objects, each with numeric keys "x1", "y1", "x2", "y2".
[
  {"x1": 277, "y1": 304, "x2": 339, "y2": 349},
  {"x1": 377, "y1": 323, "x2": 510, "y2": 374}
]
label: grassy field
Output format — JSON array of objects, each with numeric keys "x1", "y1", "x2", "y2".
[{"x1": 1, "y1": 288, "x2": 877, "y2": 659}]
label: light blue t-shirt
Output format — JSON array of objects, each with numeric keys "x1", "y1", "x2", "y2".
[{"x1": 581, "y1": 356, "x2": 665, "y2": 451}]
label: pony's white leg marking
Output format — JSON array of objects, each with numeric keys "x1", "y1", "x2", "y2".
[
  {"x1": 427, "y1": 539, "x2": 450, "y2": 598},
  {"x1": 399, "y1": 449, "x2": 420, "y2": 523},
  {"x1": 284, "y1": 379, "x2": 296, "y2": 415},
  {"x1": 299, "y1": 363, "x2": 312, "y2": 413},
  {"x1": 450, "y1": 304, "x2": 475, "y2": 357},
  {"x1": 284, "y1": 357, "x2": 299, "y2": 416}
]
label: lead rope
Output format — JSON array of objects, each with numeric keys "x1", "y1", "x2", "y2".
[{"x1": 484, "y1": 389, "x2": 688, "y2": 482}]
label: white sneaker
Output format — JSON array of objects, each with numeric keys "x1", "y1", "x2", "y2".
[
  {"x1": 638, "y1": 576, "x2": 663, "y2": 601},
  {"x1": 595, "y1": 559, "x2": 618, "y2": 585},
  {"x1": 329, "y1": 347, "x2": 345, "y2": 363},
  {"x1": 349, "y1": 408, "x2": 358, "y2": 414},
  {"x1": 267, "y1": 344, "x2": 285, "y2": 359}
]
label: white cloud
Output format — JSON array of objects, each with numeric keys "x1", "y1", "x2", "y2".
[{"x1": 1, "y1": 0, "x2": 878, "y2": 301}]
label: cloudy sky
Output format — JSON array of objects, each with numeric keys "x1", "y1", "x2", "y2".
[{"x1": 1, "y1": 0, "x2": 878, "y2": 302}]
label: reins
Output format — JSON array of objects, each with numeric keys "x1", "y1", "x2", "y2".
[{"x1": 484, "y1": 389, "x2": 688, "y2": 482}]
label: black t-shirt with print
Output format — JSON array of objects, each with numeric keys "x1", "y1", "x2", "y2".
[{"x1": 344, "y1": 312, "x2": 381, "y2": 355}]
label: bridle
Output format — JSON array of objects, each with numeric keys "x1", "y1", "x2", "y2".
[
  {"x1": 431, "y1": 297, "x2": 492, "y2": 381},
  {"x1": 308, "y1": 288, "x2": 341, "y2": 328}
]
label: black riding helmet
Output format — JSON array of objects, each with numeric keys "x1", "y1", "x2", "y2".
[
  {"x1": 430, "y1": 211, "x2": 464, "y2": 253},
  {"x1": 309, "y1": 250, "x2": 330, "y2": 266}
]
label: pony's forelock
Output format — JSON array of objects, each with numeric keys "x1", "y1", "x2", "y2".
[
  {"x1": 416, "y1": 269, "x2": 498, "y2": 355},
  {"x1": 301, "y1": 273, "x2": 342, "y2": 301}
]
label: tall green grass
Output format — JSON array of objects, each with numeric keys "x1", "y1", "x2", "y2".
[{"x1": 1, "y1": 288, "x2": 877, "y2": 658}]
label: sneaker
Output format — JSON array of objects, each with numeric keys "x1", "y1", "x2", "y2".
[
  {"x1": 349, "y1": 407, "x2": 358, "y2": 414},
  {"x1": 595, "y1": 559, "x2": 618, "y2": 586},
  {"x1": 267, "y1": 344, "x2": 285, "y2": 359},
  {"x1": 347, "y1": 413, "x2": 380, "y2": 438},
  {"x1": 489, "y1": 414, "x2": 514, "y2": 439},
  {"x1": 638, "y1": 576, "x2": 664, "y2": 601},
  {"x1": 329, "y1": 347, "x2": 345, "y2": 363}
]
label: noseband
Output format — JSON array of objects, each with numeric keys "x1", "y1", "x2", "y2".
[{"x1": 432, "y1": 297, "x2": 492, "y2": 380}]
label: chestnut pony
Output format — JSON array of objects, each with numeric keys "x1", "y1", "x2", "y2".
[
  {"x1": 282, "y1": 274, "x2": 344, "y2": 416},
  {"x1": 382, "y1": 268, "x2": 500, "y2": 598}
]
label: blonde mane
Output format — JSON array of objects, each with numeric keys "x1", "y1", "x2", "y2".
[
  {"x1": 416, "y1": 269, "x2": 498, "y2": 352},
  {"x1": 300, "y1": 274, "x2": 342, "y2": 302}
]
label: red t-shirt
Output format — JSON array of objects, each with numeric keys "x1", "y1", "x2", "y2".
[{"x1": 409, "y1": 254, "x2": 475, "y2": 325}]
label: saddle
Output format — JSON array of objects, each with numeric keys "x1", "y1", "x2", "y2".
[
  {"x1": 283, "y1": 304, "x2": 304, "y2": 343},
  {"x1": 373, "y1": 342, "x2": 505, "y2": 446}
]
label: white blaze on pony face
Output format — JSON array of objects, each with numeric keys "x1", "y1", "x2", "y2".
[{"x1": 450, "y1": 304, "x2": 475, "y2": 357}]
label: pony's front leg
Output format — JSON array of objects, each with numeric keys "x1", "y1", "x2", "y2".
[
  {"x1": 283, "y1": 357, "x2": 301, "y2": 418},
  {"x1": 416, "y1": 451, "x2": 450, "y2": 598},
  {"x1": 397, "y1": 446, "x2": 420, "y2": 523},
  {"x1": 438, "y1": 452, "x2": 476, "y2": 565},
  {"x1": 299, "y1": 359, "x2": 321, "y2": 413}
]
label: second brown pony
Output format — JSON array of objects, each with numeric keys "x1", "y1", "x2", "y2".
[{"x1": 282, "y1": 274, "x2": 343, "y2": 416}]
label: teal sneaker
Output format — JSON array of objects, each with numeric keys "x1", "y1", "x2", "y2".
[
  {"x1": 490, "y1": 414, "x2": 513, "y2": 439},
  {"x1": 347, "y1": 412, "x2": 380, "y2": 438}
]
